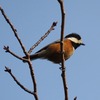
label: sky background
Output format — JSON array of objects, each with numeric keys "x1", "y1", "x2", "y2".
[{"x1": 0, "y1": 0, "x2": 100, "y2": 100}]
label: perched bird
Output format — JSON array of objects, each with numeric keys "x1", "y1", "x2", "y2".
[{"x1": 23, "y1": 33, "x2": 85, "y2": 64}]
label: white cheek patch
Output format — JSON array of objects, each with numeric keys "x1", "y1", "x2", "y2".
[{"x1": 68, "y1": 37, "x2": 82, "y2": 44}]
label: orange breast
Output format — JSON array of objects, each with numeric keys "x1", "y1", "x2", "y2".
[{"x1": 45, "y1": 39, "x2": 74, "y2": 63}]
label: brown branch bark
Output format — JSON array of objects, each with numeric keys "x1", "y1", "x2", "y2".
[
  {"x1": 3, "y1": 46, "x2": 25, "y2": 61},
  {"x1": 0, "y1": 6, "x2": 38, "y2": 100},
  {"x1": 0, "y1": 6, "x2": 27, "y2": 56},
  {"x1": 27, "y1": 61, "x2": 38, "y2": 100},
  {"x1": 5, "y1": 66, "x2": 34, "y2": 95},
  {"x1": 58, "y1": 0, "x2": 68, "y2": 100},
  {"x1": 28, "y1": 22, "x2": 57, "y2": 54},
  {"x1": 0, "y1": 5, "x2": 58, "y2": 100}
]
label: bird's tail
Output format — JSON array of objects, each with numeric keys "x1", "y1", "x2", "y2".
[{"x1": 23, "y1": 54, "x2": 39, "y2": 62}]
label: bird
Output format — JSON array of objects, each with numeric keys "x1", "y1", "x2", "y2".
[{"x1": 23, "y1": 33, "x2": 85, "y2": 64}]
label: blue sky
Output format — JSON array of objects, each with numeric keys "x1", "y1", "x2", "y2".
[{"x1": 0, "y1": 0, "x2": 100, "y2": 100}]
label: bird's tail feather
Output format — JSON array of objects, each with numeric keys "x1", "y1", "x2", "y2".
[{"x1": 23, "y1": 54, "x2": 39, "y2": 62}]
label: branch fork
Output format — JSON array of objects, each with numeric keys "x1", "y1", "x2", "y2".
[{"x1": 0, "y1": 5, "x2": 57, "y2": 100}]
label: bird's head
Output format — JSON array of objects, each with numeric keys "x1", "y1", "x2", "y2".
[{"x1": 65, "y1": 33, "x2": 85, "y2": 49}]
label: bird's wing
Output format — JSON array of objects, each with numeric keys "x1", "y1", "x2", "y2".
[{"x1": 35, "y1": 39, "x2": 60, "y2": 53}]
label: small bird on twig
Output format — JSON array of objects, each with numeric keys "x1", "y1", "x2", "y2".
[{"x1": 23, "y1": 33, "x2": 85, "y2": 64}]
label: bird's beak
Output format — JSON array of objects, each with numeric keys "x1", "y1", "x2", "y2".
[{"x1": 81, "y1": 43, "x2": 85, "y2": 46}]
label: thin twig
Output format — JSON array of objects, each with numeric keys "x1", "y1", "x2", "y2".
[
  {"x1": 3, "y1": 46, "x2": 25, "y2": 61},
  {"x1": 5, "y1": 66, "x2": 34, "y2": 95},
  {"x1": 58, "y1": 0, "x2": 68, "y2": 100},
  {"x1": 27, "y1": 62, "x2": 38, "y2": 100},
  {"x1": 0, "y1": 6, "x2": 27, "y2": 56},
  {"x1": 28, "y1": 22, "x2": 57, "y2": 54},
  {"x1": 27, "y1": 22, "x2": 57, "y2": 99},
  {"x1": 0, "y1": 6, "x2": 39, "y2": 100}
]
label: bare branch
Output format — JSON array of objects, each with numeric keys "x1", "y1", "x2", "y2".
[
  {"x1": 28, "y1": 21, "x2": 58, "y2": 54},
  {"x1": 5, "y1": 66, "x2": 34, "y2": 95},
  {"x1": 1, "y1": 6, "x2": 39, "y2": 100},
  {"x1": 25, "y1": 22, "x2": 58, "y2": 99},
  {"x1": 3, "y1": 46, "x2": 24, "y2": 61},
  {"x1": 58, "y1": 0, "x2": 68, "y2": 100},
  {"x1": 0, "y1": 6, "x2": 27, "y2": 56},
  {"x1": 27, "y1": 61, "x2": 38, "y2": 100}
]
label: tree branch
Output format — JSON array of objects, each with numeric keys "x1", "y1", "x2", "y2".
[
  {"x1": 0, "y1": 6, "x2": 27, "y2": 56},
  {"x1": 26, "y1": 61, "x2": 38, "y2": 100},
  {"x1": 58, "y1": 0, "x2": 68, "y2": 100},
  {"x1": 0, "y1": 6, "x2": 39, "y2": 100},
  {"x1": 3, "y1": 46, "x2": 25, "y2": 61},
  {"x1": 28, "y1": 22, "x2": 57, "y2": 54},
  {"x1": 5, "y1": 66, "x2": 34, "y2": 95}
]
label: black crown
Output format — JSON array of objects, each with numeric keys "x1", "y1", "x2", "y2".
[{"x1": 65, "y1": 33, "x2": 81, "y2": 40}]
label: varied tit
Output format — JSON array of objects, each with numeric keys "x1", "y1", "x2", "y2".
[{"x1": 23, "y1": 33, "x2": 85, "y2": 64}]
